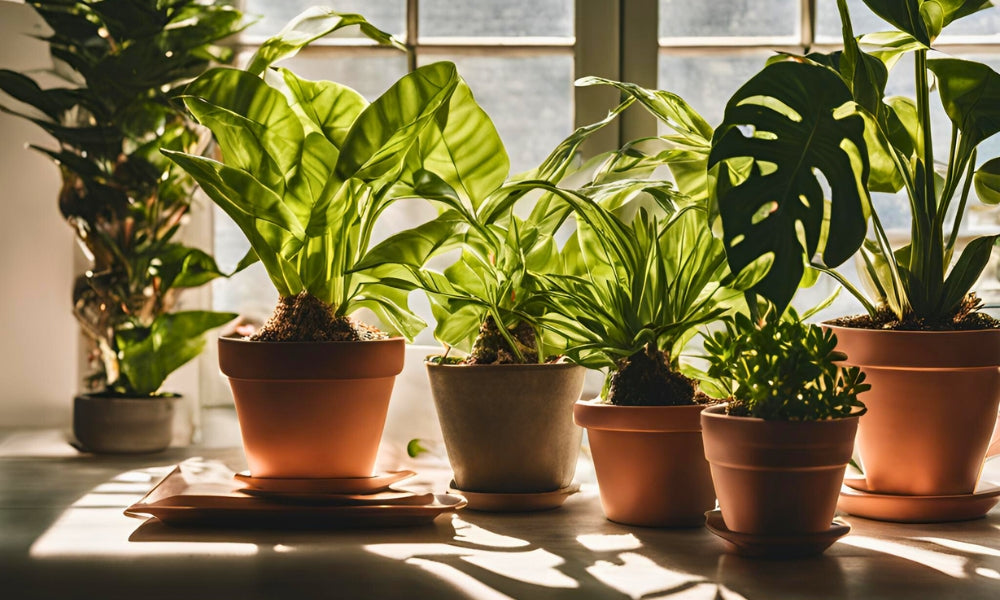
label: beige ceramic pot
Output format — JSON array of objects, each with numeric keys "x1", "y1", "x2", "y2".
[
  {"x1": 73, "y1": 394, "x2": 177, "y2": 454},
  {"x1": 219, "y1": 336, "x2": 404, "y2": 478},
  {"x1": 426, "y1": 362, "x2": 585, "y2": 493},
  {"x1": 574, "y1": 401, "x2": 717, "y2": 527},
  {"x1": 701, "y1": 405, "x2": 859, "y2": 535},
  {"x1": 826, "y1": 325, "x2": 1000, "y2": 496}
]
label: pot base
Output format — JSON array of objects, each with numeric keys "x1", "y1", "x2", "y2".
[
  {"x1": 73, "y1": 394, "x2": 176, "y2": 454},
  {"x1": 449, "y1": 480, "x2": 580, "y2": 512},
  {"x1": 705, "y1": 510, "x2": 851, "y2": 558}
]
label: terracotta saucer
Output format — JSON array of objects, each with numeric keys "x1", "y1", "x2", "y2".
[
  {"x1": 448, "y1": 481, "x2": 580, "y2": 512},
  {"x1": 238, "y1": 488, "x2": 436, "y2": 506},
  {"x1": 234, "y1": 470, "x2": 416, "y2": 495},
  {"x1": 704, "y1": 510, "x2": 851, "y2": 558},
  {"x1": 838, "y1": 477, "x2": 1000, "y2": 523}
]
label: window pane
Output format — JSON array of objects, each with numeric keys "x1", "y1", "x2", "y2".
[
  {"x1": 419, "y1": 0, "x2": 573, "y2": 38},
  {"x1": 419, "y1": 52, "x2": 574, "y2": 174},
  {"x1": 242, "y1": 0, "x2": 406, "y2": 40},
  {"x1": 658, "y1": 51, "x2": 770, "y2": 126},
  {"x1": 659, "y1": 0, "x2": 798, "y2": 39},
  {"x1": 235, "y1": 48, "x2": 408, "y2": 100}
]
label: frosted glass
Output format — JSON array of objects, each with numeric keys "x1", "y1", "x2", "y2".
[
  {"x1": 420, "y1": 0, "x2": 573, "y2": 38},
  {"x1": 659, "y1": 0, "x2": 798, "y2": 39}
]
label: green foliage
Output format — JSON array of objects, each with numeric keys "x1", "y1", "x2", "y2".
[
  {"x1": 710, "y1": 0, "x2": 1000, "y2": 324},
  {"x1": 704, "y1": 309, "x2": 869, "y2": 421},
  {"x1": 708, "y1": 60, "x2": 871, "y2": 316},
  {"x1": 0, "y1": 1, "x2": 244, "y2": 395},
  {"x1": 165, "y1": 8, "x2": 509, "y2": 341}
]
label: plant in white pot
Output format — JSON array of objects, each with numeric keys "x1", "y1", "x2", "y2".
[
  {"x1": 0, "y1": 0, "x2": 246, "y2": 453},
  {"x1": 354, "y1": 108, "x2": 638, "y2": 503},
  {"x1": 709, "y1": 0, "x2": 1000, "y2": 505},
  {"x1": 700, "y1": 307, "x2": 869, "y2": 558},
  {"x1": 165, "y1": 8, "x2": 500, "y2": 478}
]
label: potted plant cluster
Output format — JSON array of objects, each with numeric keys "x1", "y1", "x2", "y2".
[
  {"x1": 166, "y1": 8, "x2": 508, "y2": 479},
  {"x1": 357, "y1": 115, "x2": 616, "y2": 499},
  {"x1": 700, "y1": 306, "x2": 869, "y2": 556},
  {"x1": 0, "y1": 0, "x2": 245, "y2": 453},
  {"x1": 710, "y1": 0, "x2": 1000, "y2": 506}
]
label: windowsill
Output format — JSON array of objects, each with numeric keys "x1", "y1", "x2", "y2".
[{"x1": 1, "y1": 427, "x2": 998, "y2": 599}]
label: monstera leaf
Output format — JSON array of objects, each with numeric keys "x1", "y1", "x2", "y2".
[{"x1": 708, "y1": 60, "x2": 870, "y2": 314}]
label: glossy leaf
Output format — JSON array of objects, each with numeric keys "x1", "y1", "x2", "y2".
[
  {"x1": 927, "y1": 58, "x2": 1000, "y2": 153},
  {"x1": 246, "y1": 7, "x2": 405, "y2": 76},
  {"x1": 974, "y1": 157, "x2": 1000, "y2": 204},
  {"x1": 709, "y1": 60, "x2": 871, "y2": 314},
  {"x1": 116, "y1": 310, "x2": 236, "y2": 397},
  {"x1": 939, "y1": 235, "x2": 1000, "y2": 315}
]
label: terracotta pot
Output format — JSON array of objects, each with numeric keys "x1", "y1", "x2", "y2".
[
  {"x1": 426, "y1": 362, "x2": 585, "y2": 493},
  {"x1": 574, "y1": 401, "x2": 717, "y2": 527},
  {"x1": 701, "y1": 405, "x2": 859, "y2": 535},
  {"x1": 826, "y1": 325, "x2": 1000, "y2": 496},
  {"x1": 219, "y1": 336, "x2": 404, "y2": 478},
  {"x1": 73, "y1": 394, "x2": 177, "y2": 454}
]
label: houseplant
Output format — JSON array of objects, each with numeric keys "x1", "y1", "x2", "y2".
[
  {"x1": 165, "y1": 7, "x2": 506, "y2": 478},
  {"x1": 531, "y1": 182, "x2": 761, "y2": 527},
  {"x1": 0, "y1": 0, "x2": 245, "y2": 453},
  {"x1": 708, "y1": 0, "x2": 1000, "y2": 497},
  {"x1": 700, "y1": 307, "x2": 868, "y2": 556}
]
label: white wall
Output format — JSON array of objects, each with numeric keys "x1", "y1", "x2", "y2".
[{"x1": 0, "y1": 1, "x2": 78, "y2": 427}]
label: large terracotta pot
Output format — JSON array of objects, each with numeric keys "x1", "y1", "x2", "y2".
[
  {"x1": 219, "y1": 336, "x2": 404, "y2": 478},
  {"x1": 826, "y1": 325, "x2": 1000, "y2": 496},
  {"x1": 701, "y1": 405, "x2": 859, "y2": 535},
  {"x1": 426, "y1": 362, "x2": 585, "y2": 493},
  {"x1": 574, "y1": 401, "x2": 717, "y2": 527},
  {"x1": 73, "y1": 394, "x2": 177, "y2": 454}
]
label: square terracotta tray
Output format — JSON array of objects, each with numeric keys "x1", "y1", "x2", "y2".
[{"x1": 124, "y1": 459, "x2": 465, "y2": 528}]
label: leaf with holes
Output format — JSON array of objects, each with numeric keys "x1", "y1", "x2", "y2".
[{"x1": 708, "y1": 60, "x2": 870, "y2": 314}]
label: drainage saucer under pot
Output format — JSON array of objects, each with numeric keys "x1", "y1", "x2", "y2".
[
  {"x1": 704, "y1": 510, "x2": 851, "y2": 558},
  {"x1": 448, "y1": 481, "x2": 580, "y2": 512}
]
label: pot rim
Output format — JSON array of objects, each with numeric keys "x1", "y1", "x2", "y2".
[
  {"x1": 573, "y1": 398, "x2": 713, "y2": 433},
  {"x1": 425, "y1": 360, "x2": 583, "y2": 372},
  {"x1": 74, "y1": 393, "x2": 180, "y2": 402},
  {"x1": 821, "y1": 322, "x2": 1000, "y2": 369},
  {"x1": 220, "y1": 333, "x2": 406, "y2": 346},
  {"x1": 700, "y1": 404, "x2": 862, "y2": 427}
]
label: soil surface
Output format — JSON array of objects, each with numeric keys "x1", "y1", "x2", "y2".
[
  {"x1": 465, "y1": 316, "x2": 539, "y2": 364},
  {"x1": 250, "y1": 291, "x2": 387, "y2": 342},
  {"x1": 607, "y1": 343, "x2": 704, "y2": 406},
  {"x1": 829, "y1": 294, "x2": 1000, "y2": 331}
]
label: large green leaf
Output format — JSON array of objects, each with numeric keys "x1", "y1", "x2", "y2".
[
  {"x1": 708, "y1": 60, "x2": 871, "y2": 314},
  {"x1": 927, "y1": 58, "x2": 1000, "y2": 155},
  {"x1": 939, "y1": 234, "x2": 999, "y2": 314},
  {"x1": 246, "y1": 7, "x2": 405, "y2": 76},
  {"x1": 859, "y1": 0, "x2": 933, "y2": 45},
  {"x1": 974, "y1": 157, "x2": 1000, "y2": 204},
  {"x1": 280, "y1": 68, "x2": 368, "y2": 149},
  {"x1": 409, "y1": 80, "x2": 509, "y2": 209},
  {"x1": 337, "y1": 62, "x2": 460, "y2": 183},
  {"x1": 117, "y1": 310, "x2": 236, "y2": 396}
]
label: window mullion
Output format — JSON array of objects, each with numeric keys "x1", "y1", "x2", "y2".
[
  {"x1": 619, "y1": 0, "x2": 659, "y2": 145},
  {"x1": 574, "y1": 0, "x2": 621, "y2": 157}
]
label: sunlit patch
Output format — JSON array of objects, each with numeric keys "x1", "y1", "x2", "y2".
[
  {"x1": 586, "y1": 552, "x2": 704, "y2": 599},
  {"x1": 462, "y1": 548, "x2": 578, "y2": 589},
  {"x1": 453, "y1": 517, "x2": 529, "y2": 548},
  {"x1": 365, "y1": 543, "x2": 578, "y2": 589},
  {"x1": 576, "y1": 533, "x2": 641, "y2": 552},
  {"x1": 273, "y1": 544, "x2": 296, "y2": 553},
  {"x1": 975, "y1": 567, "x2": 1000, "y2": 580},
  {"x1": 29, "y1": 466, "x2": 258, "y2": 558},
  {"x1": 405, "y1": 558, "x2": 516, "y2": 600},
  {"x1": 839, "y1": 536, "x2": 968, "y2": 578},
  {"x1": 916, "y1": 537, "x2": 1000, "y2": 558}
]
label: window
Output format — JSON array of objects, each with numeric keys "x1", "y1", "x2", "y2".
[{"x1": 208, "y1": 0, "x2": 1000, "y2": 380}]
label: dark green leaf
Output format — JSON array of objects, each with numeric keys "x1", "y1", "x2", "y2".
[
  {"x1": 709, "y1": 60, "x2": 871, "y2": 314},
  {"x1": 974, "y1": 156, "x2": 1000, "y2": 204}
]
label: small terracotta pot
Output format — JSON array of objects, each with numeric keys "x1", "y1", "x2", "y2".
[
  {"x1": 219, "y1": 336, "x2": 404, "y2": 478},
  {"x1": 826, "y1": 325, "x2": 1000, "y2": 496},
  {"x1": 701, "y1": 405, "x2": 859, "y2": 535},
  {"x1": 73, "y1": 394, "x2": 177, "y2": 454},
  {"x1": 426, "y1": 362, "x2": 585, "y2": 493},
  {"x1": 574, "y1": 401, "x2": 717, "y2": 527}
]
